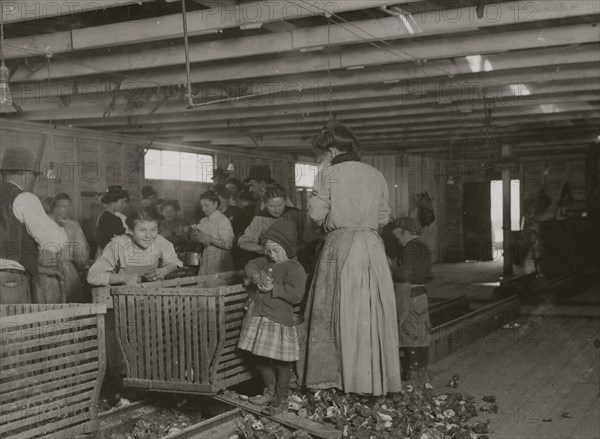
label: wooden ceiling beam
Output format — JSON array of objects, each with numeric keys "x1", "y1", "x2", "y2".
[
  {"x1": 171, "y1": 120, "x2": 600, "y2": 140},
  {"x1": 17, "y1": 66, "x2": 599, "y2": 116},
  {"x1": 219, "y1": 129, "x2": 598, "y2": 150},
  {"x1": 1, "y1": 0, "x2": 156, "y2": 23},
  {"x1": 164, "y1": 115, "x2": 600, "y2": 142},
  {"x1": 111, "y1": 112, "x2": 600, "y2": 138},
  {"x1": 3, "y1": 0, "x2": 406, "y2": 59},
  {"x1": 43, "y1": 68, "x2": 599, "y2": 128},
  {"x1": 11, "y1": 28, "x2": 600, "y2": 98},
  {"x1": 179, "y1": 137, "x2": 594, "y2": 155},
  {"x1": 20, "y1": 82, "x2": 599, "y2": 122},
  {"x1": 9, "y1": 0, "x2": 598, "y2": 78}
]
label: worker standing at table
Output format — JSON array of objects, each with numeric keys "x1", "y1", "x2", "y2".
[
  {"x1": 193, "y1": 190, "x2": 235, "y2": 275},
  {"x1": 238, "y1": 184, "x2": 305, "y2": 265},
  {"x1": 96, "y1": 186, "x2": 129, "y2": 252},
  {"x1": 384, "y1": 217, "x2": 432, "y2": 384},
  {"x1": 299, "y1": 121, "x2": 401, "y2": 397},
  {"x1": 0, "y1": 147, "x2": 67, "y2": 304}
]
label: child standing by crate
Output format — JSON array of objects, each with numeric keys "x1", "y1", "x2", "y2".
[{"x1": 237, "y1": 220, "x2": 307, "y2": 410}]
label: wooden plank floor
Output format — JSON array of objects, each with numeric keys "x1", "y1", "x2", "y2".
[{"x1": 430, "y1": 314, "x2": 600, "y2": 439}]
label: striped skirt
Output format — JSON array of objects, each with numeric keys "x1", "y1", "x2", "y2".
[{"x1": 237, "y1": 308, "x2": 300, "y2": 361}]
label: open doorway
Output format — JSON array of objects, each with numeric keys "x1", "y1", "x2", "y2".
[
  {"x1": 462, "y1": 180, "x2": 521, "y2": 262},
  {"x1": 490, "y1": 180, "x2": 521, "y2": 260}
]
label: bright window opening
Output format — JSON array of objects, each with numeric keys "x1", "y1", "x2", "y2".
[
  {"x1": 490, "y1": 180, "x2": 521, "y2": 248},
  {"x1": 295, "y1": 163, "x2": 318, "y2": 188},
  {"x1": 145, "y1": 149, "x2": 214, "y2": 183}
]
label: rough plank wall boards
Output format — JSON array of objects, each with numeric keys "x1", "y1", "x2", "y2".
[
  {"x1": 1, "y1": 122, "x2": 143, "y2": 225},
  {"x1": 364, "y1": 153, "x2": 448, "y2": 263}
]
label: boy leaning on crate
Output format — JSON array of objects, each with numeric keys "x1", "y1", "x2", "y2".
[{"x1": 237, "y1": 220, "x2": 307, "y2": 411}]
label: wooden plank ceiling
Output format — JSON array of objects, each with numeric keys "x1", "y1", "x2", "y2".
[{"x1": 2, "y1": 0, "x2": 599, "y2": 159}]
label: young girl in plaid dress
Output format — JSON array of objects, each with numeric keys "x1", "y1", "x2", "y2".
[{"x1": 237, "y1": 220, "x2": 307, "y2": 410}]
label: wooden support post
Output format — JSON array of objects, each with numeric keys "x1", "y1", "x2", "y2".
[{"x1": 502, "y1": 144, "x2": 514, "y2": 277}]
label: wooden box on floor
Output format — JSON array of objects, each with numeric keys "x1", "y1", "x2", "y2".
[
  {"x1": 111, "y1": 271, "x2": 254, "y2": 394},
  {"x1": 0, "y1": 304, "x2": 107, "y2": 439}
]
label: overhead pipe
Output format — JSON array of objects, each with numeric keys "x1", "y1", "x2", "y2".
[
  {"x1": 180, "y1": 0, "x2": 194, "y2": 109},
  {"x1": 378, "y1": 5, "x2": 407, "y2": 16},
  {"x1": 180, "y1": 0, "x2": 284, "y2": 109}
]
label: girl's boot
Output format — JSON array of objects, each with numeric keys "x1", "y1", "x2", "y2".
[{"x1": 249, "y1": 358, "x2": 276, "y2": 406}]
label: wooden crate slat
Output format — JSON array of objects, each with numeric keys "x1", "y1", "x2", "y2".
[
  {"x1": 0, "y1": 304, "x2": 86, "y2": 317},
  {"x1": 111, "y1": 272, "x2": 253, "y2": 394},
  {"x1": 218, "y1": 364, "x2": 251, "y2": 380},
  {"x1": 219, "y1": 351, "x2": 248, "y2": 366},
  {"x1": 122, "y1": 378, "x2": 215, "y2": 394},
  {"x1": 125, "y1": 295, "x2": 137, "y2": 379},
  {"x1": 135, "y1": 294, "x2": 144, "y2": 379},
  {"x1": 225, "y1": 320, "x2": 245, "y2": 331},
  {"x1": 223, "y1": 293, "x2": 249, "y2": 304},
  {"x1": 0, "y1": 381, "x2": 96, "y2": 423},
  {"x1": 92, "y1": 310, "x2": 106, "y2": 423},
  {"x1": 0, "y1": 339, "x2": 98, "y2": 368},
  {"x1": 216, "y1": 356, "x2": 249, "y2": 375},
  {"x1": 2, "y1": 406, "x2": 91, "y2": 438},
  {"x1": 143, "y1": 292, "x2": 152, "y2": 380},
  {"x1": 177, "y1": 296, "x2": 186, "y2": 381},
  {"x1": 0, "y1": 327, "x2": 98, "y2": 353},
  {"x1": 185, "y1": 296, "x2": 193, "y2": 384},
  {"x1": 225, "y1": 311, "x2": 246, "y2": 323},
  {"x1": 191, "y1": 296, "x2": 201, "y2": 384},
  {"x1": 1, "y1": 350, "x2": 99, "y2": 380},
  {"x1": 0, "y1": 389, "x2": 93, "y2": 434},
  {"x1": 224, "y1": 336, "x2": 241, "y2": 348},
  {"x1": 163, "y1": 295, "x2": 172, "y2": 381},
  {"x1": 37, "y1": 421, "x2": 92, "y2": 439},
  {"x1": 0, "y1": 361, "x2": 99, "y2": 402},
  {"x1": 0, "y1": 305, "x2": 106, "y2": 326},
  {"x1": 1, "y1": 316, "x2": 98, "y2": 345},
  {"x1": 212, "y1": 295, "x2": 227, "y2": 384},
  {"x1": 221, "y1": 371, "x2": 255, "y2": 389},
  {"x1": 199, "y1": 297, "x2": 208, "y2": 383},
  {"x1": 112, "y1": 285, "x2": 245, "y2": 296},
  {"x1": 156, "y1": 295, "x2": 165, "y2": 381}
]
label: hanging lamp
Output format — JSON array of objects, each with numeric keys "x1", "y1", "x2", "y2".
[
  {"x1": 0, "y1": 5, "x2": 16, "y2": 114},
  {"x1": 227, "y1": 158, "x2": 235, "y2": 172}
]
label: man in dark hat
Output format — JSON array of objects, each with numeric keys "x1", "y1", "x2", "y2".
[
  {"x1": 1, "y1": 147, "x2": 67, "y2": 304},
  {"x1": 140, "y1": 185, "x2": 158, "y2": 209},
  {"x1": 383, "y1": 217, "x2": 433, "y2": 385}
]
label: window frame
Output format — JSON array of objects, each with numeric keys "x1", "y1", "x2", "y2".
[{"x1": 144, "y1": 148, "x2": 215, "y2": 183}]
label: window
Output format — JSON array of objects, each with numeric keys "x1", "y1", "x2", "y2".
[
  {"x1": 295, "y1": 163, "x2": 318, "y2": 188},
  {"x1": 145, "y1": 149, "x2": 214, "y2": 183}
]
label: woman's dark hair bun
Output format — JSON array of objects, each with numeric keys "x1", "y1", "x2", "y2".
[
  {"x1": 312, "y1": 120, "x2": 359, "y2": 154},
  {"x1": 199, "y1": 190, "x2": 221, "y2": 207},
  {"x1": 100, "y1": 186, "x2": 130, "y2": 204},
  {"x1": 263, "y1": 183, "x2": 287, "y2": 202}
]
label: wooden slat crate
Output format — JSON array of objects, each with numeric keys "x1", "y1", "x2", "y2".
[
  {"x1": 0, "y1": 304, "x2": 107, "y2": 439},
  {"x1": 111, "y1": 271, "x2": 258, "y2": 394}
]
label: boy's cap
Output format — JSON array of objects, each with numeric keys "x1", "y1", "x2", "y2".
[{"x1": 262, "y1": 220, "x2": 297, "y2": 258}]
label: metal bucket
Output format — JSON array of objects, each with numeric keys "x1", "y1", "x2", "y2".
[{"x1": 182, "y1": 252, "x2": 201, "y2": 267}]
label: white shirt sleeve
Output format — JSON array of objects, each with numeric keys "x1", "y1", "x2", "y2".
[{"x1": 12, "y1": 192, "x2": 68, "y2": 253}]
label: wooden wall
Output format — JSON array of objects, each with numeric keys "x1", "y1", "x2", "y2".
[
  {"x1": 440, "y1": 154, "x2": 589, "y2": 261},
  {"x1": 363, "y1": 154, "x2": 449, "y2": 263},
  {"x1": 145, "y1": 152, "x2": 300, "y2": 223},
  {"x1": 0, "y1": 120, "x2": 296, "y2": 236},
  {"x1": 1, "y1": 120, "x2": 143, "y2": 227}
]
